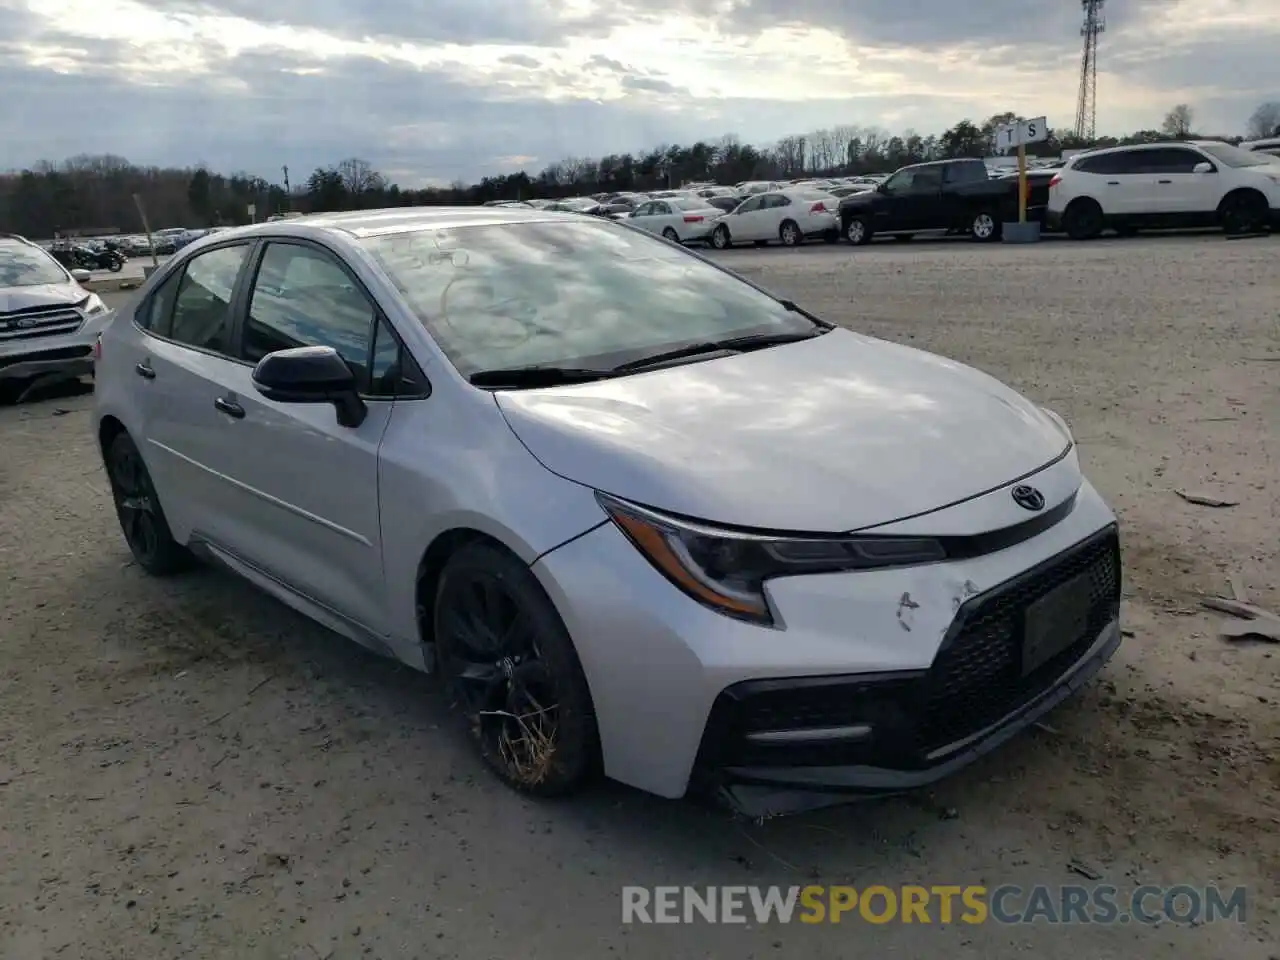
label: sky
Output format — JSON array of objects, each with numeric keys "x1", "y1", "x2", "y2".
[{"x1": 1, "y1": 0, "x2": 1277, "y2": 186}]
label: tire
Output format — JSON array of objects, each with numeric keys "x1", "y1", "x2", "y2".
[
  {"x1": 661, "y1": 227, "x2": 680, "y2": 242},
  {"x1": 892, "y1": 233, "x2": 914, "y2": 243},
  {"x1": 709, "y1": 224, "x2": 731, "y2": 250},
  {"x1": 433, "y1": 542, "x2": 600, "y2": 797},
  {"x1": 108, "y1": 259, "x2": 123, "y2": 272},
  {"x1": 104, "y1": 432, "x2": 192, "y2": 575},
  {"x1": 1063, "y1": 199, "x2": 1104, "y2": 240},
  {"x1": 1219, "y1": 190, "x2": 1268, "y2": 236},
  {"x1": 779, "y1": 220, "x2": 803, "y2": 247},
  {"x1": 844, "y1": 216, "x2": 872, "y2": 245},
  {"x1": 970, "y1": 210, "x2": 1000, "y2": 242}
]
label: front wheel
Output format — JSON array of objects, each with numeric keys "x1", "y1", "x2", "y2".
[
  {"x1": 709, "y1": 224, "x2": 731, "y2": 250},
  {"x1": 970, "y1": 210, "x2": 1000, "y2": 242},
  {"x1": 1219, "y1": 191, "x2": 1268, "y2": 235},
  {"x1": 844, "y1": 216, "x2": 872, "y2": 245},
  {"x1": 433, "y1": 542, "x2": 600, "y2": 796}
]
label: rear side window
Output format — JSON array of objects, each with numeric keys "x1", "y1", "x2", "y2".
[
  {"x1": 944, "y1": 161, "x2": 986, "y2": 183},
  {"x1": 149, "y1": 244, "x2": 250, "y2": 354}
]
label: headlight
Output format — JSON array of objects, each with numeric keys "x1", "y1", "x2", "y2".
[
  {"x1": 82, "y1": 293, "x2": 108, "y2": 316},
  {"x1": 597, "y1": 493, "x2": 946, "y2": 625}
]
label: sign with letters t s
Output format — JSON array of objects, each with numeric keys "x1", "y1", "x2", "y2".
[{"x1": 994, "y1": 117, "x2": 1050, "y2": 152}]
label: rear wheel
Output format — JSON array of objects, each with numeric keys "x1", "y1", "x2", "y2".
[
  {"x1": 779, "y1": 220, "x2": 803, "y2": 246},
  {"x1": 105, "y1": 432, "x2": 191, "y2": 575},
  {"x1": 1219, "y1": 190, "x2": 1268, "y2": 235},
  {"x1": 844, "y1": 216, "x2": 872, "y2": 245},
  {"x1": 1063, "y1": 199, "x2": 1104, "y2": 240},
  {"x1": 709, "y1": 224, "x2": 731, "y2": 250},
  {"x1": 433, "y1": 543, "x2": 599, "y2": 796},
  {"x1": 661, "y1": 227, "x2": 680, "y2": 242}
]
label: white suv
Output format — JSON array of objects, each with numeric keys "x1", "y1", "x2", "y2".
[
  {"x1": 1, "y1": 234, "x2": 113, "y2": 400},
  {"x1": 1046, "y1": 140, "x2": 1280, "y2": 239}
]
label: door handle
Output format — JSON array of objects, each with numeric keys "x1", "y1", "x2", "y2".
[
  {"x1": 213, "y1": 397, "x2": 245, "y2": 419},
  {"x1": 135, "y1": 360, "x2": 155, "y2": 379},
  {"x1": 1106, "y1": 181, "x2": 1120, "y2": 185},
  {"x1": 1157, "y1": 179, "x2": 1172, "y2": 184}
]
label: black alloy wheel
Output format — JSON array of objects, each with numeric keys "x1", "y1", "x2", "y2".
[
  {"x1": 105, "y1": 432, "x2": 190, "y2": 575},
  {"x1": 433, "y1": 543, "x2": 598, "y2": 795}
]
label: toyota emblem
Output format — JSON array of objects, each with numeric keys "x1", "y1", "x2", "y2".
[{"x1": 1011, "y1": 485, "x2": 1046, "y2": 511}]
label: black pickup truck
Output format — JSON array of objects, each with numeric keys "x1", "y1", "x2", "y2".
[{"x1": 837, "y1": 158, "x2": 1049, "y2": 244}]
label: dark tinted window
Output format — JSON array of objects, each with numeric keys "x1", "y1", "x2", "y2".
[
  {"x1": 141, "y1": 269, "x2": 181, "y2": 332},
  {"x1": 1075, "y1": 151, "x2": 1142, "y2": 175},
  {"x1": 944, "y1": 161, "x2": 986, "y2": 183},
  {"x1": 1138, "y1": 148, "x2": 1202, "y2": 173},
  {"x1": 244, "y1": 243, "x2": 376, "y2": 385},
  {"x1": 167, "y1": 244, "x2": 249, "y2": 353},
  {"x1": 369, "y1": 318, "x2": 428, "y2": 398}
]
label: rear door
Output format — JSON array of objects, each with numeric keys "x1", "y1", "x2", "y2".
[
  {"x1": 1077, "y1": 149, "x2": 1149, "y2": 216},
  {"x1": 207, "y1": 239, "x2": 400, "y2": 635},
  {"x1": 135, "y1": 241, "x2": 256, "y2": 546}
]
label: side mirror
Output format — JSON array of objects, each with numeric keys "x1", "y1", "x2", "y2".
[
  {"x1": 1193, "y1": 161, "x2": 1214, "y2": 174},
  {"x1": 70, "y1": 268, "x2": 92, "y2": 282},
  {"x1": 251, "y1": 345, "x2": 367, "y2": 428}
]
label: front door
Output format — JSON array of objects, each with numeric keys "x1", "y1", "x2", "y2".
[
  {"x1": 730, "y1": 195, "x2": 771, "y2": 240},
  {"x1": 878, "y1": 166, "x2": 943, "y2": 230},
  {"x1": 210, "y1": 240, "x2": 394, "y2": 636}
]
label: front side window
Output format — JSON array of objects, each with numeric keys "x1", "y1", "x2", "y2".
[
  {"x1": 0, "y1": 242, "x2": 69, "y2": 287},
  {"x1": 243, "y1": 243, "x2": 376, "y2": 382},
  {"x1": 362, "y1": 219, "x2": 818, "y2": 378},
  {"x1": 165, "y1": 244, "x2": 250, "y2": 353},
  {"x1": 1196, "y1": 142, "x2": 1270, "y2": 168}
]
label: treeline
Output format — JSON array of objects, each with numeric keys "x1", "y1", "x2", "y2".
[{"x1": 1, "y1": 104, "x2": 1272, "y2": 239}]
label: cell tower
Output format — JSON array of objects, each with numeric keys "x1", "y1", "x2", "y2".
[{"x1": 1073, "y1": 0, "x2": 1105, "y2": 141}]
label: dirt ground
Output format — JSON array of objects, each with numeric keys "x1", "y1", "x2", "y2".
[{"x1": 1, "y1": 233, "x2": 1277, "y2": 959}]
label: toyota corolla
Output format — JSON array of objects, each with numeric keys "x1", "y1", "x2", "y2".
[{"x1": 92, "y1": 207, "x2": 1121, "y2": 817}]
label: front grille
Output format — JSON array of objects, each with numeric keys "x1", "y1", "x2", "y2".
[
  {"x1": 692, "y1": 526, "x2": 1122, "y2": 780},
  {"x1": 0, "y1": 303, "x2": 85, "y2": 342},
  {"x1": 919, "y1": 527, "x2": 1120, "y2": 751}
]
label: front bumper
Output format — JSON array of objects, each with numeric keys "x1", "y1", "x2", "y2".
[
  {"x1": 693, "y1": 527, "x2": 1120, "y2": 817},
  {"x1": 534, "y1": 467, "x2": 1122, "y2": 810},
  {"x1": 0, "y1": 310, "x2": 110, "y2": 383}
]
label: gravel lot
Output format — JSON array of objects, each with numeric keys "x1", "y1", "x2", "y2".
[{"x1": 1, "y1": 234, "x2": 1277, "y2": 959}]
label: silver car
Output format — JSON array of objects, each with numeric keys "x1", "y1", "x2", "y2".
[
  {"x1": 1, "y1": 235, "x2": 113, "y2": 400},
  {"x1": 92, "y1": 208, "x2": 1121, "y2": 817}
]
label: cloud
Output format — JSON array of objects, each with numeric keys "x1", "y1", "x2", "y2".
[{"x1": 0, "y1": 0, "x2": 1276, "y2": 183}]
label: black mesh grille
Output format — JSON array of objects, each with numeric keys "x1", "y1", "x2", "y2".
[{"x1": 919, "y1": 527, "x2": 1120, "y2": 751}]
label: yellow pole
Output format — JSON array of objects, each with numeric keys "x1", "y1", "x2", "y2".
[{"x1": 1017, "y1": 143, "x2": 1028, "y2": 224}]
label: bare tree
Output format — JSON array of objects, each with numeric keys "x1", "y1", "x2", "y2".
[
  {"x1": 336, "y1": 157, "x2": 384, "y2": 194},
  {"x1": 1245, "y1": 101, "x2": 1280, "y2": 139},
  {"x1": 830, "y1": 125, "x2": 857, "y2": 169},
  {"x1": 1161, "y1": 104, "x2": 1194, "y2": 138}
]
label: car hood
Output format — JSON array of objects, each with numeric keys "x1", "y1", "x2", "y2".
[
  {"x1": 495, "y1": 329, "x2": 1073, "y2": 532},
  {"x1": 0, "y1": 283, "x2": 83, "y2": 313}
]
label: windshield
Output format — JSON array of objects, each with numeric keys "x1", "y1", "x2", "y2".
[
  {"x1": 1197, "y1": 143, "x2": 1272, "y2": 167},
  {"x1": 362, "y1": 219, "x2": 817, "y2": 377},
  {"x1": 0, "y1": 242, "x2": 69, "y2": 287}
]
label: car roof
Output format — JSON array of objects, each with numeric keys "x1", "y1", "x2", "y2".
[{"x1": 201, "y1": 205, "x2": 603, "y2": 241}]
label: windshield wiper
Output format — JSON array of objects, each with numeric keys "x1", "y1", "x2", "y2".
[
  {"x1": 469, "y1": 365, "x2": 613, "y2": 388},
  {"x1": 612, "y1": 329, "x2": 828, "y2": 374}
]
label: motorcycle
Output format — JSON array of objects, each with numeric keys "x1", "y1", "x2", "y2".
[{"x1": 71, "y1": 244, "x2": 126, "y2": 272}]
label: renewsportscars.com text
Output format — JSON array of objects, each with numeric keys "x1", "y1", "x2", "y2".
[{"x1": 621, "y1": 884, "x2": 1247, "y2": 925}]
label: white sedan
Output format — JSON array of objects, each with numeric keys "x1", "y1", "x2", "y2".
[
  {"x1": 707, "y1": 189, "x2": 841, "y2": 249},
  {"x1": 625, "y1": 197, "x2": 723, "y2": 243}
]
